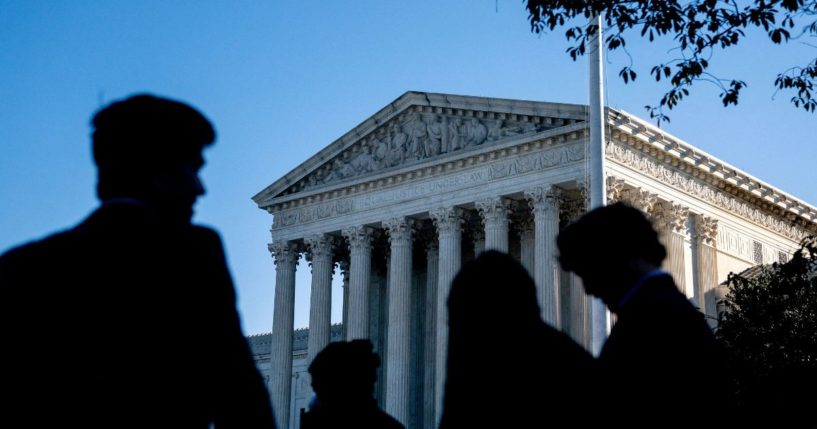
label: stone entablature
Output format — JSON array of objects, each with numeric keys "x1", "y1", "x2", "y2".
[
  {"x1": 264, "y1": 122, "x2": 586, "y2": 211},
  {"x1": 606, "y1": 134, "x2": 815, "y2": 242},
  {"x1": 608, "y1": 110, "x2": 817, "y2": 230},
  {"x1": 267, "y1": 130, "x2": 586, "y2": 239},
  {"x1": 253, "y1": 92, "x2": 816, "y2": 246}
]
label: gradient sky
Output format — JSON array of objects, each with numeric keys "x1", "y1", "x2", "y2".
[{"x1": 2, "y1": 1, "x2": 814, "y2": 335}]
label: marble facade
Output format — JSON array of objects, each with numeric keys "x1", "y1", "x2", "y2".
[{"x1": 252, "y1": 92, "x2": 817, "y2": 429}]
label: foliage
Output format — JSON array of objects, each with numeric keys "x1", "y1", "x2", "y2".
[
  {"x1": 525, "y1": 0, "x2": 817, "y2": 125},
  {"x1": 716, "y1": 236, "x2": 817, "y2": 425}
]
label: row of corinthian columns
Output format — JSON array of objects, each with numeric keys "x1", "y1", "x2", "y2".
[
  {"x1": 266, "y1": 178, "x2": 721, "y2": 429},
  {"x1": 267, "y1": 185, "x2": 568, "y2": 429},
  {"x1": 607, "y1": 177, "x2": 721, "y2": 318}
]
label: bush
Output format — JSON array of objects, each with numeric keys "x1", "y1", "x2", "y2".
[{"x1": 717, "y1": 236, "x2": 817, "y2": 427}]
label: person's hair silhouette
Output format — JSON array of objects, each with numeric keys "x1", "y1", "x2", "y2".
[
  {"x1": 557, "y1": 202, "x2": 667, "y2": 312},
  {"x1": 439, "y1": 250, "x2": 596, "y2": 429},
  {"x1": 556, "y1": 202, "x2": 733, "y2": 429},
  {"x1": 0, "y1": 94, "x2": 275, "y2": 428},
  {"x1": 301, "y1": 340, "x2": 404, "y2": 429},
  {"x1": 91, "y1": 94, "x2": 215, "y2": 223}
]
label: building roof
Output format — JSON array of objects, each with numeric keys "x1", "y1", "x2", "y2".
[{"x1": 248, "y1": 324, "x2": 344, "y2": 357}]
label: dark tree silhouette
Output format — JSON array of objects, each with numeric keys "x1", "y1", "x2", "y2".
[
  {"x1": 717, "y1": 236, "x2": 817, "y2": 427},
  {"x1": 525, "y1": 0, "x2": 817, "y2": 125}
]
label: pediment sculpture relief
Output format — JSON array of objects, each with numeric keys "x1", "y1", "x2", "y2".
[{"x1": 296, "y1": 111, "x2": 566, "y2": 192}]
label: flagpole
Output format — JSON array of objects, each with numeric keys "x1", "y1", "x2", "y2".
[{"x1": 588, "y1": 13, "x2": 608, "y2": 356}]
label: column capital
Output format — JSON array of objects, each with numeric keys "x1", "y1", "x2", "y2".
[
  {"x1": 560, "y1": 194, "x2": 587, "y2": 223},
  {"x1": 695, "y1": 215, "x2": 719, "y2": 245},
  {"x1": 384, "y1": 217, "x2": 414, "y2": 243},
  {"x1": 476, "y1": 196, "x2": 512, "y2": 226},
  {"x1": 268, "y1": 241, "x2": 299, "y2": 267},
  {"x1": 342, "y1": 225, "x2": 375, "y2": 253},
  {"x1": 652, "y1": 202, "x2": 690, "y2": 234},
  {"x1": 429, "y1": 206, "x2": 463, "y2": 236},
  {"x1": 606, "y1": 176, "x2": 626, "y2": 203},
  {"x1": 304, "y1": 234, "x2": 335, "y2": 262},
  {"x1": 524, "y1": 186, "x2": 560, "y2": 217},
  {"x1": 619, "y1": 186, "x2": 658, "y2": 214}
]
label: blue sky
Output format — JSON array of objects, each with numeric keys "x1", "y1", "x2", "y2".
[{"x1": 2, "y1": 1, "x2": 814, "y2": 335}]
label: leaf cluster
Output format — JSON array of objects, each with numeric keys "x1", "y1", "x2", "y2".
[
  {"x1": 526, "y1": 0, "x2": 817, "y2": 125},
  {"x1": 716, "y1": 236, "x2": 817, "y2": 424}
]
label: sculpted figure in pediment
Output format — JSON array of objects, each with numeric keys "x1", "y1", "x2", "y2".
[
  {"x1": 386, "y1": 123, "x2": 407, "y2": 167},
  {"x1": 502, "y1": 120, "x2": 537, "y2": 137},
  {"x1": 330, "y1": 157, "x2": 356, "y2": 181},
  {"x1": 464, "y1": 118, "x2": 488, "y2": 147},
  {"x1": 407, "y1": 117, "x2": 427, "y2": 160},
  {"x1": 372, "y1": 136, "x2": 389, "y2": 168},
  {"x1": 487, "y1": 119, "x2": 504, "y2": 141},
  {"x1": 425, "y1": 115, "x2": 443, "y2": 157},
  {"x1": 448, "y1": 118, "x2": 464, "y2": 152},
  {"x1": 351, "y1": 145, "x2": 377, "y2": 174}
]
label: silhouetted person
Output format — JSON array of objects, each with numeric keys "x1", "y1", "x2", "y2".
[
  {"x1": 557, "y1": 203, "x2": 732, "y2": 429},
  {"x1": 439, "y1": 250, "x2": 597, "y2": 429},
  {"x1": 300, "y1": 340, "x2": 404, "y2": 429},
  {"x1": 0, "y1": 94, "x2": 275, "y2": 428}
]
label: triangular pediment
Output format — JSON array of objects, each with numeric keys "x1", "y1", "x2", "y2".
[{"x1": 253, "y1": 91, "x2": 587, "y2": 207}]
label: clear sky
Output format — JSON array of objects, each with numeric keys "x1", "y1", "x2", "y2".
[{"x1": 2, "y1": 1, "x2": 814, "y2": 335}]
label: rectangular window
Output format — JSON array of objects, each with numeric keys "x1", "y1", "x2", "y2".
[{"x1": 753, "y1": 241, "x2": 763, "y2": 264}]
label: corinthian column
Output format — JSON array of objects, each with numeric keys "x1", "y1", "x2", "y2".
[
  {"x1": 525, "y1": 186, "x2": 562, "y2": 327},
  {"x1": 268, "y1": 241, "x2": 299, "y2": 429},
  {"x1": 383, "y1": 217, "x2": 414, "y2": 427},
  {"x1": 476, "y1": 197, "x2": 511, "y2": 252},
  {"x1": 518, "y1": 217, "x2": 535, "y2": 276},
  {"x1": 339, "y1": 260, "x2": 350, "y2": 341},
  {"x1": 429, "y1": 206, "x2": 462, "y2": 426},
  {"x1": 342, "y1": 226, "x2": 374, "y2": 340},
  {"x1": 653, "y1": 202, "x2": 689, "y2": 294},
  {"x1": 305, "y1": 234, "x2": 334, "y2": 363},
  {"x1": 695, "y1": 215, "x2": 719, "y2": 326},
  {"x1": 423, "y1": 239, "x2": 439, "y2": 429},
  {"x1": 561, "y1": 191, "x2": 591, "y2": 349}
]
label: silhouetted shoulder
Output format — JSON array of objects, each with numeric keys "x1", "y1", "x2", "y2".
[
  {"x1": 0, "y1": 228, "x2": 78, "y2": 287},
  {"x1": 376, "y1": 410, "x2": 406, "y2": 429},
  {"x1": 190, "y1": 224, "x2": 225, "y2": 246}
]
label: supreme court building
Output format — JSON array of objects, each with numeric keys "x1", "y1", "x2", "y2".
[{"x1": 251, "y1": 92, "x2": 817, "y2": 429}]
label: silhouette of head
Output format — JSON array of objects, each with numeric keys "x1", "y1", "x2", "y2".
[
  {"x1": 557, "y1": 202, "x2": 666, "y2": 309},
  {"x1": 308, "y1": 340, "x2": 380, "y2": 405},
  {"x1": 448, "y1": 251, "x2": 542, "y2": 348},
  {"x1": 91, "y1": 94, "x2": 215, "y2": 223}
]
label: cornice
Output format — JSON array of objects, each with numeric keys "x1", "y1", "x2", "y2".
[
  {"x1": 607, "y1": 141, "x2": 815, "y2": 241},
  {"x1": 608, "y1": 109, "x2": 817, "y2": 227},
  {"x1": 264, "y1": 122, "x2": 587, "y2": 214}
]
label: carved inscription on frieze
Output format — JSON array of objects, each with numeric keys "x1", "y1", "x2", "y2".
[
  {"x1": 272, "y1": 142, "x2": 584, "y2": 229},
  {"x1": 273, "y1": 199, "x2": 353, "y2": 228},
  {"x1": 354, "y1": 142, "x2": 583, "y2": 211}
]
